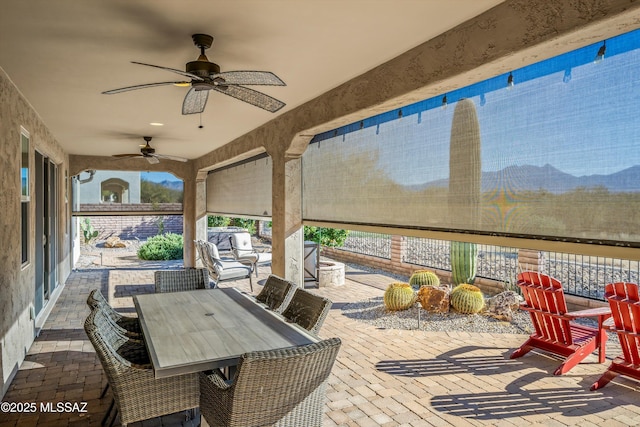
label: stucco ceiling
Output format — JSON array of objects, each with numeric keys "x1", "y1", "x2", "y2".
[{"x1": 0, "y1": 0, "x2": 504, "y2": 161}]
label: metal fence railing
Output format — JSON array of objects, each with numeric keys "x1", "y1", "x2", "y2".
[
  {"x1": 404, "y1": 237, "x2": 519, "y2": 286},
  {"x1": 262, "y1": 223, "x2": 640, "y2": 301},
  {"x1": 335, "y1": 231, "x2": 638, "y2": 301},
  {"x1": 339, "y1": 230, "x2": 392, "y2": 259},
  {"x1": 543, "y1": 253, "x2": 640, "y2": 300}
]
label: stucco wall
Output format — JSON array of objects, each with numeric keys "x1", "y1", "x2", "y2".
[
  {"x1": 78, "y1": 170, "x2": 141, "y2": 204},
  {"x1": 0, "y1": 67, "x2": 71, "y2": 396}
]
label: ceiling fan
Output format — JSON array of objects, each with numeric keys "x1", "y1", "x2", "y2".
[
  {"x1": 112, "y1": 136, "x2": 187, "y2": 164},
  {"x1": 102, "y1": 33, "x2": 286, "y2": 114}
]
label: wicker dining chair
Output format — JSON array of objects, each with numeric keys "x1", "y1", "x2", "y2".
[
  {"x1": 254, "y1": 274, "x2": 297, "y2": 313},
  {"x1": 199, "y1": 337, "x2": 341, "y2": 427},
  {"x1": 281, "y1": 288, "x2": 332, "y2": 335},
  {"x1": 87, "y1": 289, "x2": 142, "y2": 338},
  {"x1": 85, "y1": 309, "x2": 199, "y2": 427},
  {"x1": 154, "y1": 268, "x2": 209, "y2": 293},
  {"x1": 86, "y1": 292, "x2": 148, "y2": 400}
]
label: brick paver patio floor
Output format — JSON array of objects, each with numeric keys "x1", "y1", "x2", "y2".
[{"x1": 1, "y1": 259, "x2": 639, "y2": 426}]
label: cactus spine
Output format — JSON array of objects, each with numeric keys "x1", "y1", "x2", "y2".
[
  {"x1": 383, "y1": 282, "x2": 416, "y2": 311},
  {"x1": 448, "y1": 98, "x2": 481, "y2": 285},
  {"x1": 450, "y1": 283, "x2": 485, "y2": 314},
  {"x1": 409, "y1": 270, "x2": 440, "y2": 291}
]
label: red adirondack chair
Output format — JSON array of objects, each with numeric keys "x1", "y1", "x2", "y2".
[
  {"x1": 591, "y1": 282, "x2": 640, "y2": 390},
  {"x1": 511, "y1": 271, "x2": 611, "y2": 375}
]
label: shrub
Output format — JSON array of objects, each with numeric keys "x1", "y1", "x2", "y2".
[
  {"x1": 304, "y1": 226, "x2": 349, "y2": 247},
  {"x1": 137, "y1": 233, "x2": 184, "y2": 260},
  {"x1": 208, "y1": 216, "x2": 231, "y2": 227},
  {"x1": 230, "y1": 217, "x2": 256, "y2": 234}
]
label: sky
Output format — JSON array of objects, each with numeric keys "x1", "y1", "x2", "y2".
[
  {"x1": 323, "y1": 29, "x2": 640, "y2": 187},
  {"x1": 141, "y1": 171, "x2": 181, "y2": 183}
]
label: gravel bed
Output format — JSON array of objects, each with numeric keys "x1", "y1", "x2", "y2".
[{"x1": 341, "y1": 297, "x2": 535, "y2": 334}]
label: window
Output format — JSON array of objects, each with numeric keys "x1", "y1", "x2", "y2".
[{"x1": 21, "y1": 128, "x2": 29, "y2": 265}]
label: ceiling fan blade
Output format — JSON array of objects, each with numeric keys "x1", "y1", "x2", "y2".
[
  {"x1": 112, "y1": 153, "x2": 143, "y2": 158},
  {"x1": 182, "y1": 87, "x2": 209, "y2": 115},
  {"x1": 213, "y1": 85, "x2": 285, "y2": 113},
  {"x1": 213, "y1": 71, "x2": 285, "y2": 86},
  {"x1": 131, "y1": 61, "x2": 203, "y2": 81},
  {"x1": 153, "y1": 154, "x2": 188, "y2": 162},
  {"x1": 102, "y1": 81, "x2": 188, "y2": 94},
  {"x1": 145, "y1": 156, "x2": 160, "y2": 164}
]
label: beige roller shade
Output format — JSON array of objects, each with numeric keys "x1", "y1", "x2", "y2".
[
  {"x1": 206, "y1": 155, "x2": 272, "y2": 218},
  {"x1": 302, "y1": 30, "x2": 640, "y2": 250}
]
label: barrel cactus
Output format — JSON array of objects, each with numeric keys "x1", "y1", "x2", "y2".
[
  {"x1": 450, "y1": 283, "x2": 485, "y2": 314},
  {"x1": 409, "y1": 269, "x2": 440, "y2": 290},
  {"x1": 450, "y1": 241, "x2": 478, "y2": 285},
  {"x1": 383, "y1": 282, "x2": 416, "y2": 311}
]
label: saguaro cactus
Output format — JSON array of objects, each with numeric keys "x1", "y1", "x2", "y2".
[
  {"x1": 448, "y1": 98, "x2": 481, "y2": 285},
  {"x1": 450, "y1": 241, "x2": 478, "y2": 285}
]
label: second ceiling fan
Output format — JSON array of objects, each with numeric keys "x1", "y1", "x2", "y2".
[
  {"x1": 103, "y1": 34, "x2": 286, "y2": 114},
  {"x1": 112, "y1": 136, "x2": 187, "y2": 164}
]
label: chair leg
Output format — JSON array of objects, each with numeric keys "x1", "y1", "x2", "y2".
[
  {"x1": 591, "y1": 368, "x2": 618, "y2": 390},
  {"x1": 510, "y1": 340, "x2": 533, "y2": 359},
  {"x1": 99, "y1": 382, "x2": 109, "y2": 399},
  {"x1": 249, "y1": 274, "x2": 254, "y2": 292},
  {"x1": 101, "y1": 398, "x2": 115, "y2": 427}
]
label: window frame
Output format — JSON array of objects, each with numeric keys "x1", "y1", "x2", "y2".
[{"x1": 21, "y1": 127, "x2": 30, "y2": 266}]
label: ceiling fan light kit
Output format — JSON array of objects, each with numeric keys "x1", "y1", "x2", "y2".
[{"x1": 103, "y1": 33, "x2": 286, "y2": 114}]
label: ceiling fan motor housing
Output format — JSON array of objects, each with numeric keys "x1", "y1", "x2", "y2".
[
  {"x1": 186, "y1": 60, "x2": 220, "y2": 79},
  {"x1": 141, "y1": 146, "x2": 155, "y2": 155}
]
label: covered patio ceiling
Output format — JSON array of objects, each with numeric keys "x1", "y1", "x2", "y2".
[{"x1": 0, "y1": 0, "x2": 504, "y2": 162}]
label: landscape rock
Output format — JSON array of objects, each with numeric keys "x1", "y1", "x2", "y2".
[
  {"x1": 417, "y1": 285, "x2": 450, "y2": 313},
  {"x1": 485, "y1": 290, "x2": 523, "y2": 321},
  {"x1": 104, "y1": 236, "x2": 128, "y2": 248}
]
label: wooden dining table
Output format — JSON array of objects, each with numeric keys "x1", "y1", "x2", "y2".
[{"x1": 133, "y1": 287, "x2": 320, "y2": 379}]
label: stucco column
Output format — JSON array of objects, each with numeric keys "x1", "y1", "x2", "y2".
[
  {"x1": 182, "y1": 175, "x2": 197, "y2": 267},
  {"x1": 194, "y1": 172, "x2": 208, "y2": 268},
  {"x1": 270, "y1": 153, "x2": 304, "y2": 286}
]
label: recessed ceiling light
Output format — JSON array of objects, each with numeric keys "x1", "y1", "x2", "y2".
[{"x1": 149, "y1": 122, "x2": 164, "y2": 126}]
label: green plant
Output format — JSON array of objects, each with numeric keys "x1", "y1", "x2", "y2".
[
  {"x1": 383, "y1": 282, "x2": 416, "y2": 311},
  {"x1": 450, "y1": 283, "x2": 485, "y2": 314},
  {"x1": 448, "y1": 99, "x2": 481, "y2": 285},
  {"x1": 450, "y1": 241, "x2": 478, "y2": 285},
  {"x1": 140, "y1": 179, "x2": 183, "y2": 204},
  {"x1": 137, "y1": 233, "x2": 184, "y2": 260},
  {"x1": 408, "y1": 269, "x2": 440, "y2": 291},
  {"x1": 80, "y1": 218, "x2": 98, "y2": 244},
  {"x1": 156, "y1": 215, "x2": 165, "y2": 235},
  {"x1": 208, "y1": 215, "x2": 231, "y2": 227},
  {"x1": 230, "y1": 217, "x2": 256, "y2": 234},
  {"x1": 304, "y1": 226, "x2": 349, "y2": 247}
]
